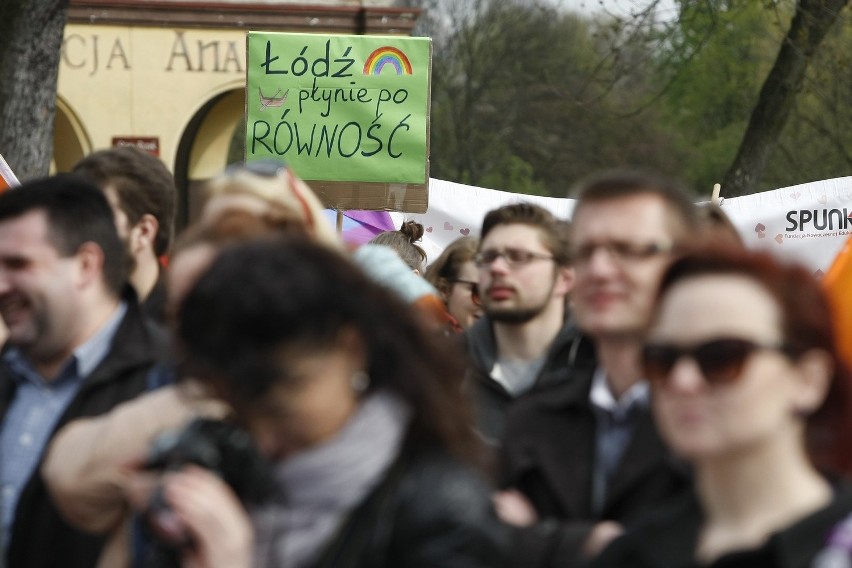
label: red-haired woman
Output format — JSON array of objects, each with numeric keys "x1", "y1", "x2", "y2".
[{"x1": 594, "y1": 245, "x2": 852, "y2": 568}]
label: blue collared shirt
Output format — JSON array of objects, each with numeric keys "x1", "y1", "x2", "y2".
[
  {"x1": 589, "y1": 367, "x2": 650, "y2": 516},
  {"x1": 0, "y1": 302, "x2": 127, "y2": 543}
]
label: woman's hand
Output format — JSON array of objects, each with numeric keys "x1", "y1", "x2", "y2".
[
  {"x1": 492, "y1": 488, "x2": 539, "y2": 527},
  {"x1": 583, "y1": 520, "x2": 624, "y2": 558},
  {"x1": 161, "y1": 465, "x2": 254, "y2": 568}
]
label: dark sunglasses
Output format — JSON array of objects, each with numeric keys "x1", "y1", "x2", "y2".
[
  {"x1": 641, "y1": 337, "x2": 793, "y2": 387},
  {"x1": 450, "y1": 279, "x2": 481, "y2": 306}
]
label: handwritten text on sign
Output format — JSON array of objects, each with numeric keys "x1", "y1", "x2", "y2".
[{"x1": 246, "y1": 32, "x2": 430, "y2": 184}]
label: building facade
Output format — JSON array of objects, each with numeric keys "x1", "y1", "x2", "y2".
[{"x1": 55, "y1": 0, "x2": 419, "y2": 224}]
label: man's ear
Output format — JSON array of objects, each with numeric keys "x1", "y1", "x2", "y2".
[
  {"x1": 75, "y1": 242, "x2": 105, "y2": 288},
  {"x1": 130, "y1": 214, "x2": 159, "y2": 254},
  {"x1": 554, "y1": 265, "x2": 575, "y2": 298},
  {"x1": 793, "y1": 349, "x2": 834, "y2": 416}
]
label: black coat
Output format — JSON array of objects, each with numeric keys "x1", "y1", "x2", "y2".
[
  {"x1": 500, "y1": 366, "x2": 691, "y2": 568},
  {"x1": 312, "y1": 442, "x2": 512, "y2": 568},
  {"x1": 593, "y1": 486, "x2": 852, "y2": 568},
  {"x1": 464, "y1": 313, "x2": 595, "y2": 448},
  {"x1": 0, "y1": 291, "x2": 170, "y2": 568}
]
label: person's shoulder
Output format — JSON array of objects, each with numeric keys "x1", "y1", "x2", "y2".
[
  {"x1": 509, "y1": 363, "x2": 596, "y2": 420},
  {"x1": 593, "y1": 492, "x2": 700, "y2": 568},
  {"x1": 399, "y1": 445, "x2": 492, "y2": 506},
  {"x1": 551, "y1": 320, "x2": 597, "y2": 370},
  {"x1": 774, "y1": 481, "x2": 852, "y2": 567},
  {"x1": 390, "y1": 444, "x2": 502, "y2": 533},
  {"x1": 389, "y1": 445, "x2": 512, "y2": 567},
  {"x1": 463, "y1": 316, "x2": 496, "y2": 362}
]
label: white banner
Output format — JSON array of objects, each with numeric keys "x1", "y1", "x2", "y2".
[
  {"x1": 388, "y1": 176, "x2": 852, "y2": 275},
  {"x1": 719, "y1": 177, "x2": 852, "y2": 275},
  {"x1": 389, "y1": 179, "x2": 574, "y2": 264}
]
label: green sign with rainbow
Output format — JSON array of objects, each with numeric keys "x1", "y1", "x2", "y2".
[{"x1": 246, "y1": 32, "x2": 431, "y2": 184}]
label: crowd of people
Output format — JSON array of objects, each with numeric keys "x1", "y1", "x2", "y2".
[{"x1": 0, "y1": 150, "x2": 850, "y2": 568}]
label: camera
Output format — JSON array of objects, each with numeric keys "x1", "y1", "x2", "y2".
[
  {"x1": 136, "y1": 418, "x2": 278, "y2": 566},
  {"x1": 144, "y1": 417, "x2": 277, "y2": 503}
]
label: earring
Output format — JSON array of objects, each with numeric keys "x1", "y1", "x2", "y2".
[{"x1": 350, "y1": 371, "x2": 370, "y2": 393}]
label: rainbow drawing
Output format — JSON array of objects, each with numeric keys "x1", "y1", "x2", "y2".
[{"x1": 363, "y1": 46, "x2": 413, "y2": 76}]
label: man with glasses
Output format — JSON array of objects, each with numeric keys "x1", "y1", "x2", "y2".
[
  {"x1": 464, "y1": 202, "x2": 593, "y2": 449},
  {"x1": 497, "y1": 171, "x2": 698, "y2": 567}
]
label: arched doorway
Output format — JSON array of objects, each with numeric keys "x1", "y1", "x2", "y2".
[
  {"x1": 174, "y1": 86, "x2": 245, "y2": 228},
  {"x1": 52, "y1": 97, "x2": 91, "y2": 173}
]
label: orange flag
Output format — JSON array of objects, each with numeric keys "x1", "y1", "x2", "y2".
[
  {"x1": 0, "y1": 153, "x2": 19, "y2": 191},
  {"x1": 824, "y1": 235, "x2": 852, "y2": 369}
]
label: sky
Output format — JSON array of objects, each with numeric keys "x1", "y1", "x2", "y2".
[{"x1": 555, "y1": 0, "x2": 678, "y2": 20}]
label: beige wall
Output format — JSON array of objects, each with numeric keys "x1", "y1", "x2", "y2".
[
  {"x1": 57, "y1": 24, "x2": 247, "y2": 177},
  {"x1": 54, "y1": 1, "x2": 419, "y2": 221}
]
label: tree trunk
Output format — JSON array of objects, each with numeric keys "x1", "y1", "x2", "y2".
[
  {"x1": 721, "y1": 0, "x2": 849, "y2": 197},
  {"x1": 0, "y1": 0, "x2": 69, "y2": 181}
]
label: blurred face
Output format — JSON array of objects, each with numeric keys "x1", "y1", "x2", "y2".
[
  {"x1": 478, "y1": 224, "x2": 571, "y2": 324},
  {"x1": 445, "y1": 260, "x2": 483, "y2": 329},
  {"x1": 166, "y1": 243, "x2": 216, "y2": 324},
  {"x1": 647, "y1": 275, "x2": 811, "y2": 463},
  {"x1": 571, "y1": 195, "x2": 676, "y2": 340},
  {"x1": 242, "y1": 338, "x2": 364, "y2": 461},
  {"x1": 0, "y1": 211, "x2": 82, "y2": 361},
  {"x1": 201, "y1": 193, "x2": 270, "y2": 225}
]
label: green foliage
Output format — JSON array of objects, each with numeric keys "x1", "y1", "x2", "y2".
[
  {"x1": 765, "y1": 7, "x2": 852, "y2": 189},
  {"x1": 406, "y1": 0, "x2": 851, "y2": 197},
  {"x1": 656, "y1": 0, "x2": 790, "y2": 192},
  {"x1": 427, "y1": 0, "x2": 684, "y2": 197},
  {"x1": 479, "y1": 155, "x2": 549, "y2": 196}
]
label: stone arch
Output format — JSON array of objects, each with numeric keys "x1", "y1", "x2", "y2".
[
  {"x1": 52, "y1": 96, "x2": 92, "y2": 173},
  {"x1": 173, "y1": 83, "x2": 245, "y2": 228}
]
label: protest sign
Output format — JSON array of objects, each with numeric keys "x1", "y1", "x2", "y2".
[{"x1": 246, "y1": 32, "x2": 431, "y2": 212}]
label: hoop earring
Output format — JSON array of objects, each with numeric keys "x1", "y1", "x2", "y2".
[{"x1": 350, "y1": 371, "x2": 370, "y2": 393}]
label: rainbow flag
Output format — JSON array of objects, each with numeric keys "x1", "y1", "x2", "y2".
[
  {"x1": 0, "y1": 153, "x2": 19, "y2": 191},
  {"x1": 824, "y1": 235, "x2": 852, "y2": 369}
]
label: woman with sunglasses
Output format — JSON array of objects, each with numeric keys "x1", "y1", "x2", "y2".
[
  {"x1": 594, "y1": 245, "x2": 852, "y2": 568},
  {"x1": 425, "y1": 236, "x2": 484, "y2": 331}
]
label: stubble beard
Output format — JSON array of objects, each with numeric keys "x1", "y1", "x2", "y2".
[
  {"x1": 122, "y1": 236, "x2": 138, "y2": 276},
  {"x1": 484, "y1": 278, "x2": 557, "y2": 325},
  {"x1": 487, "y1": 303, "x2": 549, "y2": 324}
]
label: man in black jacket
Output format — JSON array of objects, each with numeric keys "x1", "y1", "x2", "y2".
[
  {"x1": 498, "y1": 171, "x2": 699, "y2": 567},
  {"x1": 465, "y1": 203, "x2": 591, "y2": 449},
  {"x1": 0, "y1": 176, "x2": 169, "y2": 568}
]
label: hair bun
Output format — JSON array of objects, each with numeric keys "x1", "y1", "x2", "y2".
[{"x1": 399, "y1": 220, "x2": 424, "y2": 243}]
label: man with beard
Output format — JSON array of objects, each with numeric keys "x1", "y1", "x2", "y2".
[
  {"x1": 497, "y1": 171, "x2": 698, "y2": 567},
  {"x1": 73, "y1": 146, "x2": 176, "y2": 323},
  {"x1": 465, "y1": 203, "x2": 593, "y2": 449},
  {"x1": 0, "y1": 176, "x2": 169, "y2": 568}
]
